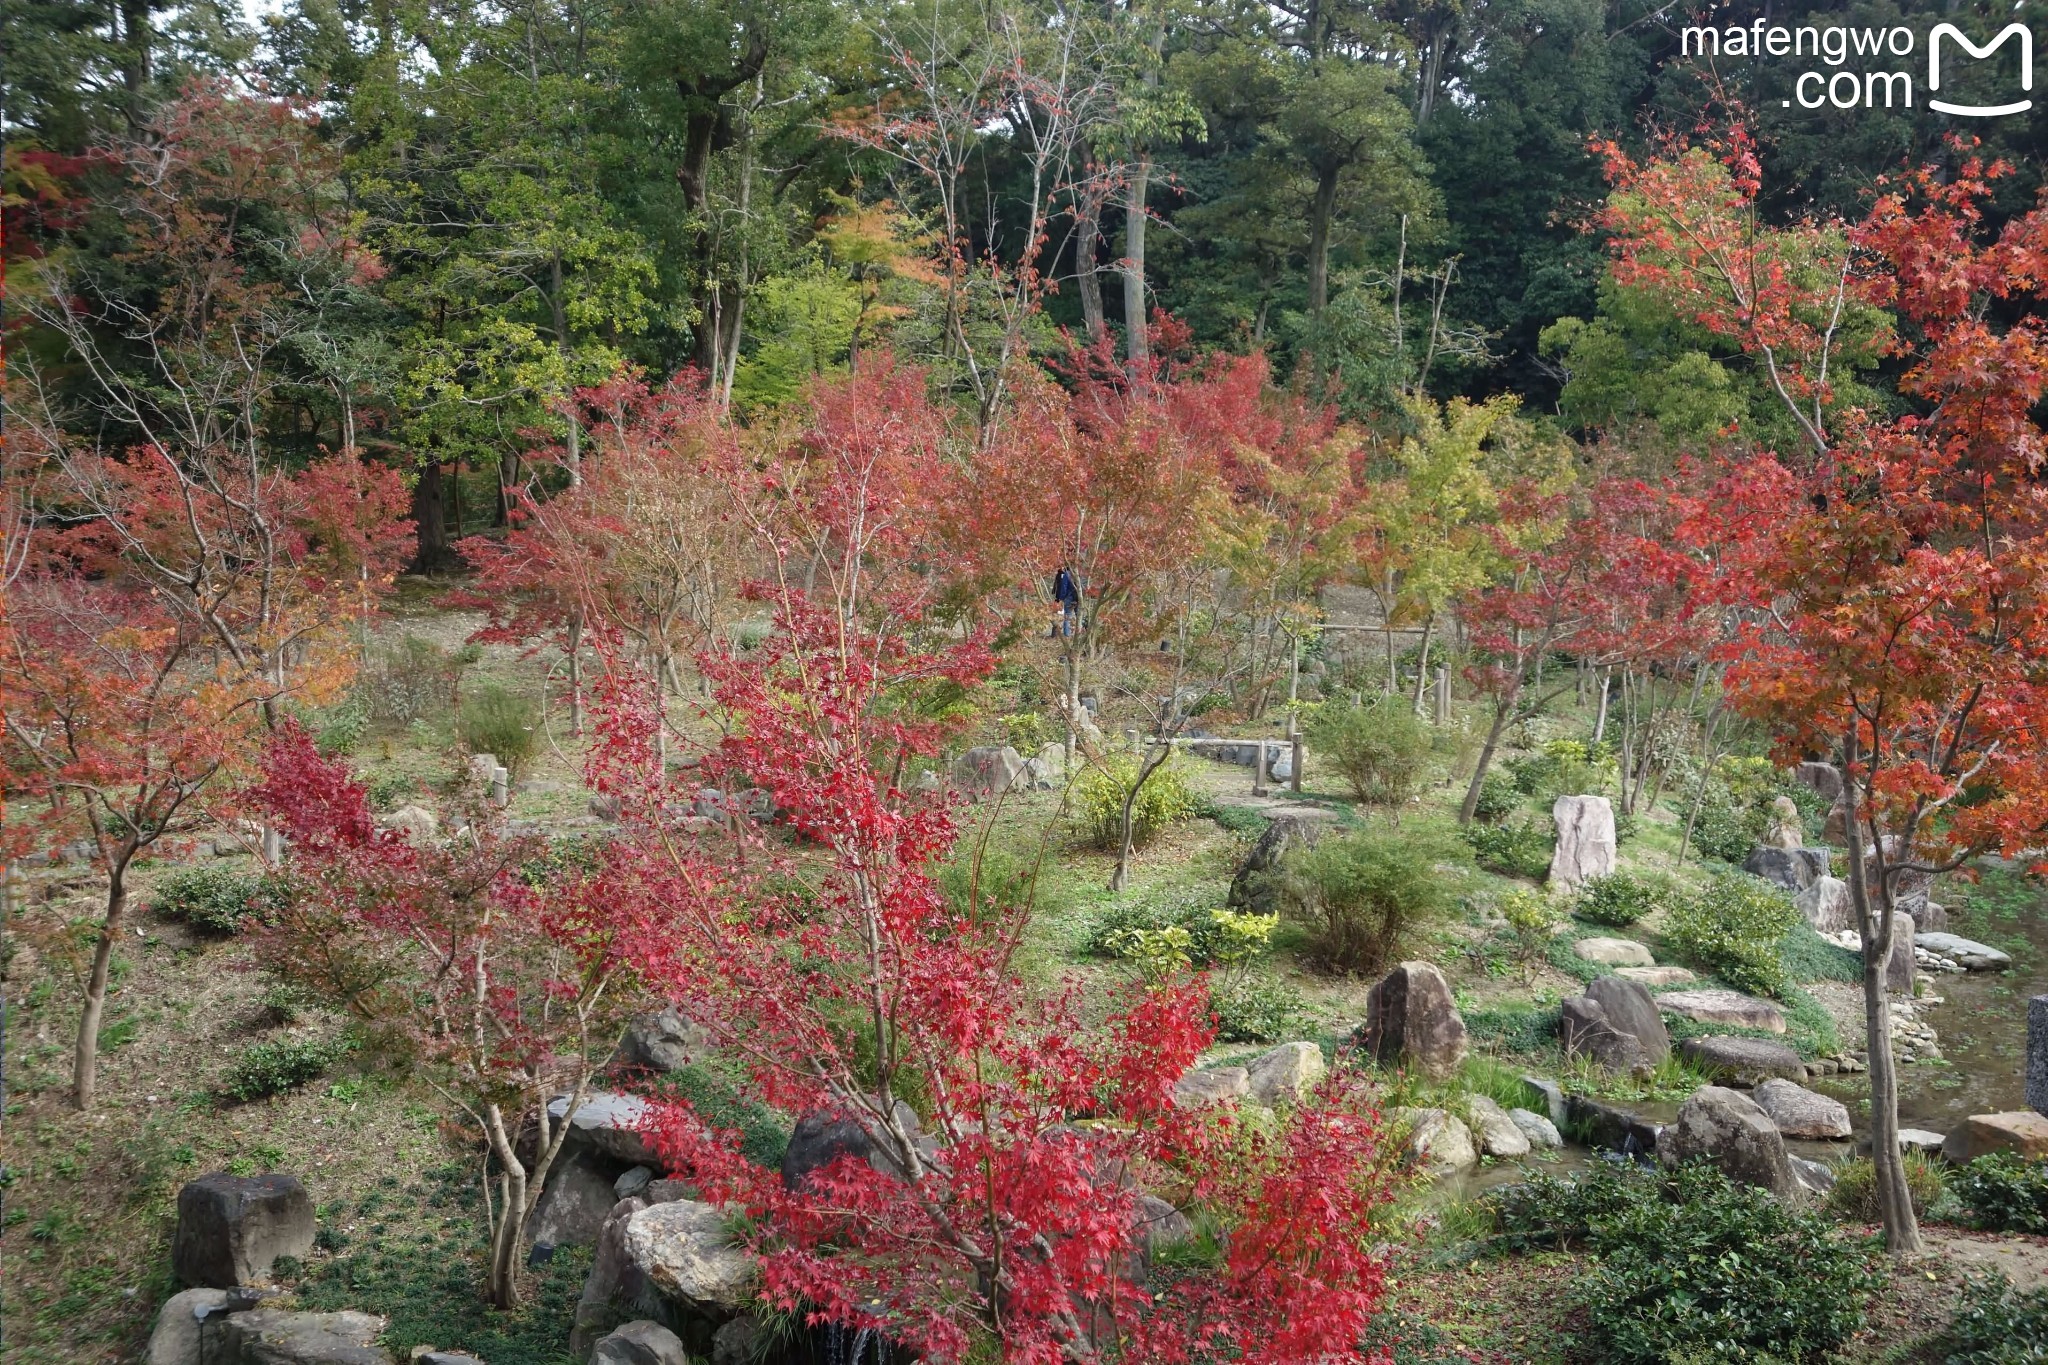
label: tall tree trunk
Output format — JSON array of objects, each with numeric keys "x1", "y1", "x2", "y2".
[
  {"x1": 1123, "y1": 157, "x2": 1151, "y2": 365},
  {"x1": 74, "y1": 851, "x2": 133, "y2": 1109},
  {"x1": 1842, "y1": 731, "x2": 1924, "y2": 1254},
  {"x1": 1076, "y1": 190, "x2": 1106, "y2": 344},
  {"x1": 411, "y1": 462, "x2": 452, "y2": 571},
  {"x1": 1459, "y1": 688, "x2": 1520, "y2": 823},
  {"x1": 1410, "y1": 616, "x2": 1435, "y2": 713},
  {"x1": 1307, "y1": 165, "x2": 1341, "y2": 317},
  {"x1": 119, "y1": 0, "x2": 153, "y2": 127}
]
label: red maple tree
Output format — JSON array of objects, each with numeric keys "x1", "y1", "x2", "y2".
[{"x1": 1610, "y1": 137, "x2": 2048, "y2": 1253}]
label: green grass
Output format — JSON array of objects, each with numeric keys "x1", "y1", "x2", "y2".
[
  {"x1": 1464, "y1": 1002, "x2": 1561, "y2": 1055},
  {"x1": 1780, "y1": 922, "x2": 1863, "y2": 986},
  {"x1": 292, "y1": 1164, "x2": 584, "y2": 1364}
]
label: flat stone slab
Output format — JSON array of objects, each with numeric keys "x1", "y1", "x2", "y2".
[
  {"x1": 1945, "y1": 1111, "x2": 2048, "y2": 1164},
  {"x1": 1614, "y1": 965, "x2": 1697, "y2": 987},
  {"x1": 1679, "y1": 1035, "x2": 1807, "y2": 1085},
  {"x1": 1753, "y1": 1078, "x2": 1852, "y2": 1139},
  {"x1": 550, "y1": 1091, "x2": 658, "y2": 1165},
  {"x1": 1656, "y1": 989, "x2": 1786, "y2": 1034},
  {"x1": 1899, "y1": 1128, "x2": 1948, "y2": 1153},
  {"x1": 1914, "y1": 933, "x2": 2011, "y2": 972},
  {"x1": 1574, "y1": 937, "x2": 1654, "y2": 967}
]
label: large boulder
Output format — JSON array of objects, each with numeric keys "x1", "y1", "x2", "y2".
[
  {"x1": 1573, "y1": 937, "x2": 1654, "y2": 968},
  {"x1": 530, "y1": 1149, "x2": 625, "y2": 1250},
  {"x1": 1678, "y1": 1036, "x2": 1807, "y2": 1086},
  {"x1": 1758, "y1": 796, "x2": 1805, "y2": 851},
  {"x1": 614, "y1": 1007, "x2": 706, "y2": 1074},
  {"x1": 1656, "y1": 989, "x2": 1786, "y2": 1034},
  {"x1": 1393, "y1": 1108, "x2": 1478, "y2": 1177},
  {"x1": 1172, "y1": 1067, "x2": 1250, "y2": 1109},
  {"x1": 951, "y1": 746, "x2": 1027, "y2": 798},
  {"x1": 1900, "y1": 895, "x2": 1949, "y2": 933},
  {"x1": 1549, "y1": 795, "x2": 1617, "y2": 888},
  {"x1": 591, "y1": 1320, "x2": 690, "y2": 1365},
  {"x1": 1586, "y1": 975, "x2": 1671, "y2": 1065},
  {"x1": 551, "y1": 1091, "x2": 658, "y2": 1166},
  {"x1": 1226, "y1": 811, "x2": 1335, "y2": 914},
  {"x1": 172, "y1": 1173, "x2": 316, "y2": 1289},
  {"x1": 1356, "y1": 962, "x2": 1469, "y2": 1080},
  {"x1": 1744, "y1": 846, "x2": 1828, "y2": 893},
  {"x1": 2029, "y1": 995, "x2": 2048, "y2": 1119},
  {"x1": 1753, "y1": 1079, "x2": 1853, "y2": 1139},
  {"x1": 783, "y1": 1104, "x2": 919, "y2": 1189},
  {"x1": 373, "y1": 804, "x2": 439, "y2": 845},
  {"x1": 1944, "y1": 1112, "x2": 2048, "y2": 1164},
  {"x1": 1465, "y1": 1095, "x2": 1531, "y2": 1157},
  {"x1": 1914, "y1": 932, "x2": 2013, "y2": 972},
  {"x1": 1660, "y1": 1086, "x2": 1800, "y2": 1199},
  {"x1": 1559, "y1": 996, "x2": 1648, "y2": 1074},
  {"x1": 147, "y1": 1288, "x2": 229, "y2": 1365},
  {"x1": 571, "y1": 1196, "x2": 649, "y2": 1359},
  {"x1": 214, "y1": 1308, "x2": 394, "y2": 1364},
  {"x1": 1795, "y1": 876, "x2": 1855, "y2": 932},
  {"x1": 1794, "y1": 761, "x2": 1844, "y2": 804},
  {"x1": 1245, "y1": 1042, "x2": 1326, "y2": 1106},
  {"x1": 623, "y1": 1200, "x2": 759, "y2": 1321}
]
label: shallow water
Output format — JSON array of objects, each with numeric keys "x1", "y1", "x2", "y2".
[{"x1": 1813, "y1": 873, "x2": 2046, "y2": 1140}]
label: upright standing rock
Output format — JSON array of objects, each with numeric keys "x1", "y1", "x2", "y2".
[
  {"x1": 1585, "y1": 974, "x2": 1671, "y2": 1065},
  {"x1": 1883, "y1": 911, "x2": 1916, "y2": 994},
  {"x1": 1226, "y1": 810, "x2": 1334, "y2": 914},
  {"x1": 2030, "y1": 996, "x2": 2048, "y2": 1118},
  {"x1": 172, "y1": 1173, "x2": 316, "y2": 1288},
  {"x1": 1548, "y1": 795, "x2": 1617, "y2": 888},
  {"x1": 1744, "y1": 846, "x2": 1828, "y2": 893},
  {"x1": 1795, "y1": 875, "x2": 1854, "y2": 932},
  {"x1": 952, "y1": 746, "x2": 1028, "y2": 797},
  {"x1": 1357, "y1": 962, "x2": 1468, "y2": 1079}
]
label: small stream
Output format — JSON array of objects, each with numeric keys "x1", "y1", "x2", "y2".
[{"x1": 1816, "y1": 876, "x2": 2046, "y2": 1139}]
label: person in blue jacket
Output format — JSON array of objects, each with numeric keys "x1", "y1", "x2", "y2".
[{"x1": 1052, "y1": 567, "x2": 1081, "y2": 637}]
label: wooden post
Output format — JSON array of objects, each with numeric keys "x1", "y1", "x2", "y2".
[
  {"x1": 1288, "y1": 718, "x2": 1303, "y2": 795},
  {"x1": 1251, "y1": 742, "x2": 1268, "y2": 797}
]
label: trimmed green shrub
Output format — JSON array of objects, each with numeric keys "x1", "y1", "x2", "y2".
[
  {"x1": 363, "y1": 769, "x2": 419, "y2": 812},
  {"x1": 1953, "y1": 1153, "x2": 2048, "y2": 1234},
  {"x1": 1306, "y1": 695, "x2": 1439, "y2": 809},
  {"x1": 1688, "y1": 793, "x2": 1757, "y2": 864},
  {"x1": 1665, "y1": 873, "x2": 1800, "y2": 997},
  {"x1": 224, "y1": 1036, "x2": 354, "y2": 1102},
  {"x1": 1942, "y1": 1273, "x2": 2048, "y2": 1363},
  {"x1": 1493, "y1": 1161, "x2": 1879, "y2": 1361},
  {"x1": 1575, "y1": 869, "x2": 1679, "y2": 928},
  {"x1": 1471, "y1": 770, "x2": 1521, "y2": 822},
  {"x1": 1463, "y1": 816, "x2": 1554, "y2": 880},
  {"x1": 1209, "y1": 979, "x2": 1308, "y2": 1044},
  {"x1": 656, "y1": 1063, "x2": 789, "y2": 1171},
  {"x1": 1827, "y1": 1151, "x2": 1947, "y2": 1223},
  {"x1": 152, "y1": 865, "x2": 285, "y2": 935},
  {"x1": 312, "y1": 694, "x2": 371, "y2": 757},
  {"x1": 457, "y1": 684, "x2": 539, "y2": 780},
  {"x1": 1073, "y1": 754, "x2": 1196, "y2": 850},
  {"x1": 1583, "y1": 1163, "x2": 1877, "y2": 1361},
  {"x1": 1280, "y1": 825, "x2": 1471, "y2": 976}
]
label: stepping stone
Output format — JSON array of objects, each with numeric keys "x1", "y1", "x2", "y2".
[
  {"x1": 1753, "y1": 1078, "x2": 1852, "y2": 1139},
  {"x1": 1913, "y1": 933, "x2": 2011, "y2": 972},
  {"x1": 1656, "y1": 989, "x2": 1786, "y2": 1034},
  {"x1": 1465, "y1": 1095, "x2": 1530, "y2": 1157},
  {"x1": 1508, "y1": 1107, "x2": 1563, "y2": 1149},
  {"x1": 1944, "y1": 1111, "x2": 2048, "y2": 1164},
  {"x1": 1898, "y1": 1129, "x2": 1947, "y2": 1153},
  {"x1": 1393, "y1": 1107, "x2": 1477, "y2": 1177},
  {"x1": 1574, "y1": 937, "x2": 1654, "y2": 967},
  {"x1": 1679, "y1": 1035, "x2": 1807, "y2": 1085},
  {"x1": 1614, "y1": 965, "x2": 1696, "y2": 987}
]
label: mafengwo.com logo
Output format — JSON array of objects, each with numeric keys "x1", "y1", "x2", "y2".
[{"x1": 1681, "y1": 17, "x2": 2033, "y2": 115}]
